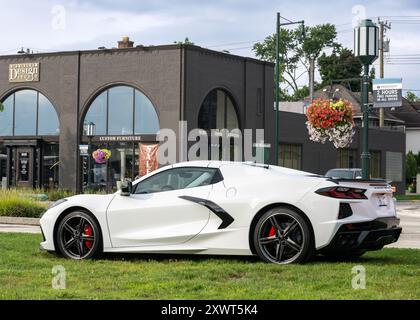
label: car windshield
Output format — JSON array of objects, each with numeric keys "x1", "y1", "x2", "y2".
[{"x1": 325, "y1": 170, "x2": 354, "y2": 179}]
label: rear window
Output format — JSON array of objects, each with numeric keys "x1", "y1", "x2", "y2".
[{"x1": 326, "y1": 170, "x2": 354, "y2": 179}]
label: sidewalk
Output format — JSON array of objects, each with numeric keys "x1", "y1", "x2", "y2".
[{"x1": 0, "y1": 224, "x2": 41, "y2": 234}]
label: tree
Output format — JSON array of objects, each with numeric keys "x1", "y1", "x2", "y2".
[
  {"x1": 253, "y1": 28, "x2": 301, "y2": 95},
  {"x1": 174, "y1": 37, "x2": 194, "y2": 45},
  {"x1": 298, "y1": 24, "x2": 339, "y2": 100},
  {"x1": 405, "y1": 91, "x2": 420, "y2": 103},
  {"x1": 253, "y1": 24, "x2": 339, "y2": 101},
  {"x1": 406, "y1": 151, "x2": 418, "y2": 184},
  {"x1": 318, "y1": 47, "x2": 362, "y2": 91}
]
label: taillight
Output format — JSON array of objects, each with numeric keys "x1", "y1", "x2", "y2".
[{"x1": 315, "y1": 186, "x2": 367, "y2": 199}]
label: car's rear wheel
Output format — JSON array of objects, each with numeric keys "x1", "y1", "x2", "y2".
[
  {"x1": 253, "y1": 207, "x2": 314, "y2": 264},
  {"x1": 56, "y1": 211, "x2": 101, "y2": 260}
]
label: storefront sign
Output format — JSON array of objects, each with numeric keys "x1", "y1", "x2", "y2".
[
  {"x1": 139, "y1": 143, "x2": 159, "y2": 177},
  {"x1": 9, "y1": 63, "x2": 40, "y2": 83},
  {"x1": 372, "y1": 78, "x2": 402, "y2": 108},
  {"x1": 98, "y1": 136, "x2": 143, "y2": 142}
]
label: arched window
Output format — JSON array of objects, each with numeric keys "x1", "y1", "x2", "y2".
[
  {"x1": 83, "y1": 85, "x2": 159, "y2": 136},
  {"x1": 0, "y1": 89, "x2": 59, "y2": 136},
  {"x1": 198, "y1": 89, "x2": 239, "y2": 130}
]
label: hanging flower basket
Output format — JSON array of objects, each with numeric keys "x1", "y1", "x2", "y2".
[
  {"x1": 306, "y1": 99, "x2": 355, "y2": 149},
  {"x1": 92, "y1": 149, "x2": 112, "y2": 164}
]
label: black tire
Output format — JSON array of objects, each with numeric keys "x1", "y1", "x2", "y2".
[
  {"x1": 56, "y1": 211, "x2": 102, "y2": 260},
  {"x1": 253, "y1": 207, "x2": 314, "y2": 264}
]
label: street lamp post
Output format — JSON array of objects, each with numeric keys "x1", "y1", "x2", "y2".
[
  {"x1": 354, "y1": 19, "x2": 379, "y2": 179},
  {"x1": 274, "y1": 14, "x2": 304, "y2": 165},
  {"x1": 85, "y1": 122, "x2": 96, "y2": 188}
]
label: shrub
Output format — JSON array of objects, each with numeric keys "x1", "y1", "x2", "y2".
[
  {"x1": 0, "y1": 190, "x2": 47, "y2": 218},
  {"x1": 46, "y1": 189, "x2": 74, "y2": 201}
]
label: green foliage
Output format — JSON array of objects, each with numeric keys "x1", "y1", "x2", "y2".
[
  {"x1": 253, "y1": 24, "x2": 339, "y2": 99},
  {"x1": 406, "y1": 151, "x2": 418, "y2": 184},
  {"x1": 0, "y1": 190, "x2": 47, "y2": 218},
  {"x1": 46, "y1": 189, "x2": 75, "y2": 201},
  {"x1": 317, "y1": 48, "x2": 362, "y2": 91},
  {"x1": 298, "y1": 24, "x2": 339, "y2": 60},
  {"x1": 253, "y1": 29, "x2": 301, "y2": 95},
  {"x1": 405, "y1": 91, "x2": 420, "y2": 103},
  {"x1": 0, "y1": 101, "x2": 4, "y2": 112}
]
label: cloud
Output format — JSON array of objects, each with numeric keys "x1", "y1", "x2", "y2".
[{"x1": 0, "y1": 0, "x2": 419, "y2": 91}]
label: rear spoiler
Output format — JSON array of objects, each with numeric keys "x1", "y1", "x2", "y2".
[{"x1": 326, "y1": 178, "x2": 389, "y2": 184}]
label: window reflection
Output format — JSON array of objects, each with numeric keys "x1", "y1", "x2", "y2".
[
  {"x1": 14, "y1": 90, "x2": 37, "y2": 136},
  {"x1": 135, "y1": 90, "x2": 160, "y2": 134},
  {"x1": 0, "y1": 89, "x2": 59, "y2": 136},
  {"x1": 84, "y1": 92, "x2": 107, "y2": 136},
  {"x1": 0, "y1": 97, "x2": 13, "y2": 136},
  {"x1": 83, "y1": 85, "x2": 159, "y2": 136},
  {"x1": 38, "y1": 94, "x2": 60, "y2": 136},
  {"x1": 198, "y1": 89, "x2": 239, "y2": 130},
  {"x1": 108, "y1": 86, "x2": 134, "y2": 135}
]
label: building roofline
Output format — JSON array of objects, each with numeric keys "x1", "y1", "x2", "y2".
[{"x1": 0, "y1": 43, "x2": 274, "y2": 67}]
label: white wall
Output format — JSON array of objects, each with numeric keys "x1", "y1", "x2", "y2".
[{"x1": 406, "y1": 129, "x2": 420, "y2": 154}]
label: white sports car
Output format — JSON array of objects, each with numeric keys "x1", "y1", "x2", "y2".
[{"x1": 40, "y1": 161, "x2": 402, "y2": 264}]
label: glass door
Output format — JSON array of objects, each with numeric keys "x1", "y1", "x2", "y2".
[{"x1": 16, "y1": 148, "x2": 34, "y2": 188}]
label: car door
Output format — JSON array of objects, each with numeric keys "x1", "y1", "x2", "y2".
[{"x1": 106, "y1": 166, "x2": 219, "y2": 248}]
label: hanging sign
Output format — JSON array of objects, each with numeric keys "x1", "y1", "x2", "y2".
[
  {"x1": 139, "y1": 143, "x2": 159, "y2": 177},
  {"x1": 372, "y1": 78, "x2": 402, "y2": 108}
]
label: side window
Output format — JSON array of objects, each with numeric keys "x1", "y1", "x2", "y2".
[{"x1": 134, "y1": 167, "x2": 222, "y2": 194}]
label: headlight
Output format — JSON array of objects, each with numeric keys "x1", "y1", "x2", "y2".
[{"x1": 49, "y1": 198, "x2": 68, "y2": 209}]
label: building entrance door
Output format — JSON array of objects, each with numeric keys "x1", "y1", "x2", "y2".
[{"x1": 16, "y1": 148, "x2": 34, "y2": 188}]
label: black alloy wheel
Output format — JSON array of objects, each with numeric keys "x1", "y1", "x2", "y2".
[
  {"x1": 254, "y1": 207, "x2": 314, "y2": 264},
  {"x1": 56, "y1": 211, "x2": 101, "y2": 260}
]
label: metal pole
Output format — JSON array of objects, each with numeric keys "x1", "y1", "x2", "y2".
[
  {"x1": 87, "y1": 137, "x2": 92, "y2": 188},
  {"x1": 274, "y1": 12, "x2": 280, "y2": 165},
  {"x1": 379, "y1": 22, "x2": 385, "y2": 127},
  {"x1": 361, "y1": 64, "x2": 371, "y2": 179}
]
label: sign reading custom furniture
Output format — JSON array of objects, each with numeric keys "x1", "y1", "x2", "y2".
[
  {"x1": 372, "y1": 78, "x2": 402, "y2": 108},
  {"x1": 139, "y1": 143, "x2": 158, "y2": 177},
  {"x1": 9, "y1": 63, "x2": 40, "y2": 82}
]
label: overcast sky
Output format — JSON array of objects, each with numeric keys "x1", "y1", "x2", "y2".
[{"x1": 1, "y1": 0, "x2": 419, "y2": 93}]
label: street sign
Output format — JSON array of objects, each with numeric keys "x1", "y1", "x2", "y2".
[
  {"x1": 79, "y1": 145, "x2": 89, "y2": 156},
  {"x1": 372, "y1": 78, "x2": 402, "y2": 108}
]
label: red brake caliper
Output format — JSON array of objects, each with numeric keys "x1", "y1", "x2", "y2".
[
  {"x1": 268, "y1": 226, "x2": 276, "y2": 237},
  {"x1": 84, "y1": 225, "x2": 93, "y2": 249}
]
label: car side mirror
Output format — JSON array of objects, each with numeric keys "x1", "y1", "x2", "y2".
[{"x1": 120, "y1": 180, "x2": 132, "y2": 196}]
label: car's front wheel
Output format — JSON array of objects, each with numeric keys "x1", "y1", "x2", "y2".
[
  {"x1": 56, "y1": 211, "x2": 101, "y2": 260},
  {"x1": 253, "y1": 207, "x2": 314, "y2": 264}
]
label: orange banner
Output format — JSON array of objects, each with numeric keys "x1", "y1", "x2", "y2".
[{"x1": 139, "y1": 143, "x2": 159, "y2": 177}]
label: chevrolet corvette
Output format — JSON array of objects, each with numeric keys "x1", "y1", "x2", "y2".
[{"x1": 39, "y1": 161, "x2": 402, "y2": 264}]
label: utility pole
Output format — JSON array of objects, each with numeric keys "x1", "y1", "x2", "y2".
[
  {"x1": 309, "y1": 58, "x2": 315, "y2": 103},
  {"x1": 274, "y1": 14, "x2": 305, "y2": 165},
  {"x1": 378, "y1": 18, "x2": 391, "y2": 128}
]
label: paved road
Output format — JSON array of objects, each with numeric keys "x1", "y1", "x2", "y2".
[
  {"x1": 1, "y1": 202, "x2": 419, "y2": 249},
  {"x1": 387, "y1": 202, "x2": 420, "y2": 249}
]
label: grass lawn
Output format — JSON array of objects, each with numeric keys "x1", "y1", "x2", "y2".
[
  {"x1": 0, "y1": 233, "x2": 419, "y2": 300},
  {"x1": 395, "y1": 194, "x2": 420, "y2": 201}
]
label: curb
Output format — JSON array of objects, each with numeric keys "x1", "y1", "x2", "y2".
[{"x1": 0, "y1": 217, "x2": 40, "y2": 226}]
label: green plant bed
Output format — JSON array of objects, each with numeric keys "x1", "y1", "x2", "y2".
[{"x1": 0, "y1": 190, "x2": 47, "y2": 218}]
